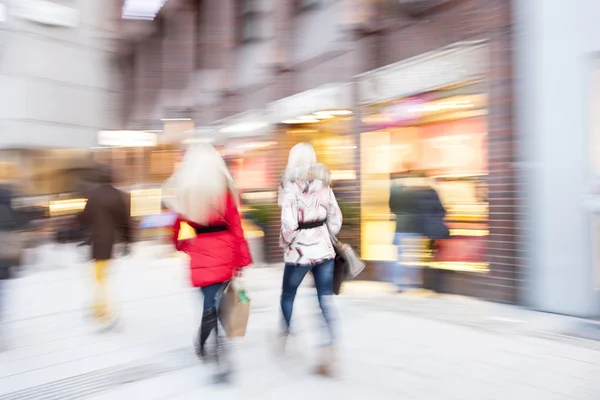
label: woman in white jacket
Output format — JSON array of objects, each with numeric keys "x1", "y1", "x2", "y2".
[{"x1": 278, "y1": 142, "x2": 343, "y2": 376}]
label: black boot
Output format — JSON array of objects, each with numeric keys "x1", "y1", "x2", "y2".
[{"x1": 197, "y1": 310, "x2": 218, "y2": 362}]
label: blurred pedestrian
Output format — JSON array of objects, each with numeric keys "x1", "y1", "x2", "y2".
[
  {"x1": 278, "y1": 142, "x2": 343, "y2": 377},
  {"x1": 163, "y1": 144, "x2": 252, "y2": 384},
  {"x1": 0, "y1": 185, "x2": 19, "y2": 336},
  {"x1": 413, "y1": 175, "x2": 450, "y2": 294},
  {"x1": 77, "y1": 165, "x2": 132, "y2": 328},
  {"x1": 388, "y1": 173, "x2": 421, "y2": 291}
]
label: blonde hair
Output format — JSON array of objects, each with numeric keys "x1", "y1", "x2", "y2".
[
  {"x1": 162, "y1": 144, "x2": 238, "y2": 225},
  {"x1": 278, "y1": 142, "x2": 318, "y2": 207},
  {"x1": 286, "y1": 142, "x2": 317, "y2": 172}
]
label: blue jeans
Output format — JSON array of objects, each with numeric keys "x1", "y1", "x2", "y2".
[
  {"x1": 201, "y1": 282, "x2": 227, "y2": 313},
  {"x1": 390, "y1": 232, "x2": 421, "y2": 289},
  {"x1": 281, "y1": 259, "x2": 336, "y2": 345},
  {"x1": 198, "y1": 282, "x2": 228, "y2": 356}
]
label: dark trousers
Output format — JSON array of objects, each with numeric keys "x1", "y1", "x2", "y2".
[
  {"x1": 280, "y1": 259, "x2": 336, "y2": 345},
  {"x1": 199, "y1": 282, "x2": 228, "y2": 355}
]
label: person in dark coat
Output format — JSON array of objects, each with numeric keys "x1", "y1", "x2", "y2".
[
  {"x1": 413, "y1": 177, "x2": 450, "y2": 294},
  {"x1": 0, "y1": 185, "x2": 19, "y2": 325},
  {"x1": 388, "y1": 176, "x2": 421, "y2": 291},
  {"x1": 77, "y1": 166, "x2": 131, "y2": 325}
]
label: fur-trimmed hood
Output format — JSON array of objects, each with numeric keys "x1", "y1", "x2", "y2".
[
  {"x1": 280, "y1": 163, "x2": 331, "y2": 186},
  {"x1": 278, "y1": 163, "x2": 332, "y2": 206}
]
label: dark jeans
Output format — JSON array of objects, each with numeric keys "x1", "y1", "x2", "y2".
[
  {"x1": 280, "y1": 259, "x2": 335, "y2": 345},
  {"x1": 201, "y1": 282, "x2": 227, "y2": 314},
  {"x1": 198, "y1": 282, "x2": 228, "y2": 357}
]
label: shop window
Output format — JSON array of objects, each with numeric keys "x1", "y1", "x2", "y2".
[{"x1": 360, "y1": 82, "x2": 489, "y2": 273}]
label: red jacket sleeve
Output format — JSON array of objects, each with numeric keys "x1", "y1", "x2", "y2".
[{"x1": 225, "y1": 192, "x2": 253, "y2": 268}]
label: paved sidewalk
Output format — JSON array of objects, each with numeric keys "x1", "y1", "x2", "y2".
[{"x1": 0, "y1": 253, "x2": 599, "y2": 399}]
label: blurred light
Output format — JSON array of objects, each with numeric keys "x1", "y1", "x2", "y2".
[
  {"x1": 330, "y1": 170, "x2": 357, "y2": 180},
  {"x1": 220, "y1": 122, "x2": 269, "y2": 134},
  {"x1": 183, "y1": 137, "x2": 214, "y2": 145},
  {"x1": 241, "y1": 192, "x2": 278, "y2": 201},
  {"x1": 282, "y1": 119, "x2": 320, "y2": 124},
  {"x1": 49, "y1": 199, "x2": 86, "y2": 217},
  {"x1": 449, "y1": 229, "x2": 489, "y2": 237},
  {"x1": 330, "y1": 145, "x2": 357, "y2": 150},
  {"x1": 408, "y1": 101, "x2": 474, "y2": 113},
  {"x1": 314, "y1": 110, "x2": 353, "y2": 116},
  {"x1": 239, "y1": 141, "x2": 277, "y2": 150},
  {"x1": 428, "y1": 262, "x2": 489, "y2": 273},
  {"x1": 122, "y1": 0, "x2": 167, "y2": 20},
  {"x1": 98, "y1": 131, "x2": 157, "y2": 147},
  {"x1": 0, "y1": 4, "x2": 6, "y2": 22},
  {"x1": 130, "y1": 189, "x2": 162, "y2": 217},
  {"x1": 161, "y1": 118, "x2": 192, "y2": 122},
  {"x1": 297, "y1": 115, "x2": 321, "y2": 120}
]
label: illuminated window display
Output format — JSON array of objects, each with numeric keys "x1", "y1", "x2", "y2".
[{"x1": 360, "y1": 82, "x2": 489, "y2": 273}]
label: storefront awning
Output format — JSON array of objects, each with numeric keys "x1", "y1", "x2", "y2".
[
  {"x1": 213, "y1": 110, "x2": 272, "y2": 140},
  {"x1": 356, "y1": 41, "x2": 489, "y2": 105},
  {"x1": 268, "y1": 83, "x2": 353, "y2": 123}
]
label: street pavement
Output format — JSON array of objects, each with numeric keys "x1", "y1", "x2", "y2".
[{"x1": 0, "y1": 243, "x2": 599, "y2": 399}]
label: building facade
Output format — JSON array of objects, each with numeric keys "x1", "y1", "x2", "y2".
[
  {"x1": 515, "y1": 0, "x2": 600, "y2": 317},
  {"x1": 0, "y1": 0, "x2": 120, "y2": 148},
  {"x1": 0, "y1": 0, "x2": 120, "y2": 195},
  {"x1": 119, "y1": 0, "x2": 518, "y2": 304}
]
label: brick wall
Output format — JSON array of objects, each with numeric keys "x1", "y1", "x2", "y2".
[{"x1": 371, "y1": 0, "x2": 517, "y2": 303}]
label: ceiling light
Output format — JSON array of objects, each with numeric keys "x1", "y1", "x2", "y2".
[
  {"x1": 98, "y1": 131, "x2": 157, "y2": 147},
  {"x1": 408, "y1": 102, "x2": 474, "y2": 113},
  {"x1": 282, "y1": 119, "x2": 320, "y2": 124},
  {"x1": 122, "y1": 0, "x2": 167, "y2": 20},
  {"x1": 161, "y1": 118, "x2": 192, "y2": 122},
  {"x1": 221, "y1": 122, "x2": 269, "y2": 134},
  {"x1": 315, "y1": 110, "x2": 353, "y2": 116}
]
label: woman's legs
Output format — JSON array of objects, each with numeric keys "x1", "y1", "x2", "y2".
[
  {"x1": 394, "y1": 232, "x2": 421, "y2": 290},
  {"x1": 198, "y1": 282, "x2": 226, "y2": 357},
  {"x1": 199, "y1": 281, "x2": 231, "y2": 383},
  {"x1": 92, "y1": 260, "x2": 111, "y2": 322},
  {"x1": 280, "y1": 263, "x2": 310, "y2": 334},
  {"x1": 311, "y1": 259, "x2": 336, "y2": 345}
]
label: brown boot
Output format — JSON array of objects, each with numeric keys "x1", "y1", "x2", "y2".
[{"x1": 315, "y1": 346, "x2": 335, "y2": 377}]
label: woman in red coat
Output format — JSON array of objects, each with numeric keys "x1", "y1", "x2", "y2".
[{"x1": 163, "y1": 144, "x2": 252, "y2": 383}]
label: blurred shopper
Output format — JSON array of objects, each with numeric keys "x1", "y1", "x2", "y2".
[
  {"x1": 77, "y1": 166, "x2": 132, "y2": 328},
  {"x1": 0, "y1": 185, "x2": 19, "y2": 336},
  {"x1": 413, "y1": 175, "x2": 450, "y2": 294},
  {"x1": 163, "y1": 144, "x2": 252, "y2": 384},
  {"x1": 278, "y1": 143, "x2": 342, "y2": 377},
  {"x1": 388, "y1": 174, "x2": 421, "y2": 291}
]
